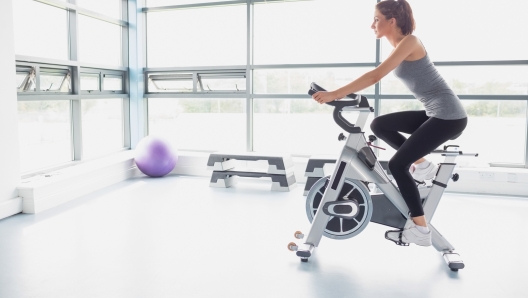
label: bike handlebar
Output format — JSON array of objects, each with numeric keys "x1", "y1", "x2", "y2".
[
  {"x1": 308, "y1": 82, "x2": 361, "y2": 107},
  {"x1": 308, "y1": 82, "x2": 373, "y2": 134}
]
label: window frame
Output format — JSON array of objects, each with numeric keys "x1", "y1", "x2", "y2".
[
  {"x1": 16, "y1": 0, "x2": 130, "y2": 177},
  {"x1": 141, "y1": 0, "x2": 528, "y2": 168}
]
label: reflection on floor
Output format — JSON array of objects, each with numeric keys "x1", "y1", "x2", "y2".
[{"x1": 0, "y1": 175, "x2": 526, "y2": 298}]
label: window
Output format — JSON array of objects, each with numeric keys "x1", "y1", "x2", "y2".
[
  {"x1": 147, "y1": 71, "x2": 246, "y2": 93},
  {"x1": 77, "y1": 0, "x2": 122, "y2": 20},
  {"x1": 81, "y1": 74, "x2": 100, "y2": 91},
  {"x1": 381, "y1": 65, "x2": 528, "y2": 95},
  {"x1": 148, "y1": 98, "x2": 246, "y2": 151},
  {"x1": 142, "y1": 1, "x2": 528, "y2": 167},
  {"x1": 253, "y1": 98, "x2": 376, "y2": 155},
  {"x1": 13, "y1": 0, "x2": 69, "y2": 60},
  {"x1": 381, "y1": 0, "x2": 528, "y2": 61},
  {"x1": 103, "y1": 75, "x2": 123, "y2": 91},
  {"x1": 254, "y1": 0, "x2": 376, "y2": 64},
  {"x1": 254, "y1": 68, "x2": 375, "y2": 95},
  {"x1": 458, "y1": 100, "x2": 526, "y2": 165},
  {"x1": 377, "y1": 99, "x2": 527, "y2": 165},
  {"x1": 78, "y1": 15, "x2": 122, "y2": 66},
  {"x1": 148, "y1": 73, "x2": 194, "y2": 93},
  {"x1": 437, "y1": 66, "x2": 528, "y2": 96},
  {"x1": 40, "y1": 69, "x2": 71, "y2": 92},
  {"x1": 18, "y1": 101, "x2": 72, "y2": 173},
  {"x1": 80, "y1": 69, "x2": 126, "y2": 93},
  {"x1": 16, "y1": 67, "x2": 36, "y2": 92},
  {"x1": 82, "y1": 99, "x2": 125, "y2": 159},
  {"x1": 16, "y1": 65, "x2": 71, "y2": 93},
  {"x1": 148, "y1": 0, "x2": 228, "y2": 6},
  {"x1": 198, "y1": 73, "x2": 246, "y2": 92},
  {"x1": 146, "y1": 5, "x2": 247, "y2": 67},
  {"x1": 15, "y1": 0, "x2": 129, "y2": 173}
]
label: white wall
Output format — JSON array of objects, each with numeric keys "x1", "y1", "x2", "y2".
[{"x1": 0, "y1": 0, "x2": 21, "y2": 203}]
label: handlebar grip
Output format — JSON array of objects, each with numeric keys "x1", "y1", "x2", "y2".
[
  {"x1": 308, "y1": 82, "x2": 358, "y2": 99},
  {"x1": 308, "y1": 82, "x2": 360, "y2": 133}
]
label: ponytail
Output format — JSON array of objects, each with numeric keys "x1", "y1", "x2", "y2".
[{"x1": 376, "y1": 0, "x2": 416, "y2": 35}]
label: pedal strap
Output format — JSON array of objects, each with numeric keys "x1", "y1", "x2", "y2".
[
  {"x1": 432, "y1": 180, "x2": 447, "y2": 188},
  {"x1": 413, "y1": 179, "x2": 426, "y2": 186},
  {"x1": 385, "y1": 229, "x2": 410, "y2": 247},
  {"x1": 398, "y1": 231, "x2": 404, "y2": 244}
]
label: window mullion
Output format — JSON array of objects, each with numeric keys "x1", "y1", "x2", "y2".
[
  {"x1": 71, "y1": 98, "x2": 83, "y2": 161},
  {"x1": 35, "y1": 66, "x2": 41, "y2": 93},
  {"x1": 68, "y1": 1, "x2": 83, "y2": 161},
  {"x1": 246, "y1": 0, "x2": 254, "y2": 152},
  {"x1": 525, "y1": 99, "x2": 528, "y2": 168}
]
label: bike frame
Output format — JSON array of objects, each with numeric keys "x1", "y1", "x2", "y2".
[{"x1": 298, "y1": 105, "x2": 476, "y2": 258}]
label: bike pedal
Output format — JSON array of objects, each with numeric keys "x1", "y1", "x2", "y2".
[{"x1": 384, "y1": 229, "x2": 410, "y2": 247}]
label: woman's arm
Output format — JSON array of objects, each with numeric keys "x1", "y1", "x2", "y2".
[{"x1": 313, "y1": 35, "x2": 421, "y2": 104}]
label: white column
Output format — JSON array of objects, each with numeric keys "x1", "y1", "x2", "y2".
[{"x1": 0, "y1": 0, "x2": 22, "y2": 219}]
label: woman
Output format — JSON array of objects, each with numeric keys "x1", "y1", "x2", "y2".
[{"x1": 312, "y1": 0, "x2": 467, "y2": 246}]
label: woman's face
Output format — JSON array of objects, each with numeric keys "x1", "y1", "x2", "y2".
[{"x1": 371, "y1": 9, "x2": 392, "y2": 39}]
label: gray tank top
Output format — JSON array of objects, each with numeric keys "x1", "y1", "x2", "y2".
[{"x1": 393, "y1": 52, "x2": 467, "y2": 120}]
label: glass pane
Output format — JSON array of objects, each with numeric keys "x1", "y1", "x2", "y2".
[
  {"x1": 459, "y1": 100, "x2": 526, "y2": 164},
  {"x1": 13, "y1": 0, "x2": 68, "y2": 60},
  {"x1": 18, "y1": 101, "x2": 71, "y2": 173},
  {"x1": 254, "y1": 98, "x2": 376, "y2": 155},
  {"x1": 148, "y1": 98, "x2": 246, "y2": 151},
  {"x1": 199, "y1": 77, "x2": 246, "y2": 92},
  {"x1": 40, "y1": 72, "x2": 70, "y2": 92},
  {"x1": 104, "y1": 76, "x2": 123, "y2": 91},
  {"x1": 16, "y1": 73, "x2": 31, "y2": 90},
  {"x1": 82, "y1": 99, "x2": 124, "y2": 158},
  {"x1": 78, "y1": 15, "x2": 122, "y2": 66},
  {"x1": 376, "y1": 100, "x2": 527, "y2": 165},
  {"x1": 148, "y1": 74, "x2": 193, "y2": 92},
  {"x1": 81, "y1": 74, "x2": 100, "y2": 91},
  {"x1": 77, "y1": 0, "x2": 121, "y2": 19},
  {"x1": 254, "y1": 68, "x2": 375, "y2": 94},
  {"x1": 147, "y1": 5, "x2": 246, "y2": 67},
  {"x1": 254, "y1": 0, "x2": 376, "y2": 64},
  {"x1": 381, "y1": 65, "x2": 528, "y2": 95},
  {"x1": 381, "y1": 0, "x2": 528, "y2": 61},
  {"x1": 148, "y1": 0, "x2": 227, "y2": 6},
  {"x1": 439, "y1": 66, "x2": 528, "y2": 96}
]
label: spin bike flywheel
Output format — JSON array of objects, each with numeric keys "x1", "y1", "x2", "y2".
[{"x1": 305, "y1": 176, "x2": 373, "y2": 240}]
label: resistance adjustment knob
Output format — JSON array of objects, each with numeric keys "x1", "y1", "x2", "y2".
[{"x1": 452, "y1": 173, "x2": 459, "y2": 182}]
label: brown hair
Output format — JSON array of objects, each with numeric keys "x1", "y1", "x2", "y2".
[{"x1": 376, "y1": 0, "x2": 416, "y2": 35}]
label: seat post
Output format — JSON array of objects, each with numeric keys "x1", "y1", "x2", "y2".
[
  {"x1": 422, "y1": 161, "x2": 456, "y2": 221},
  {"x1": 422, "y1": 146, "x2": 461, "y2": 221}
]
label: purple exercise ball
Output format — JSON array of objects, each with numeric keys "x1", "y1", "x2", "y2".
[{"x1": 134, "y1": 136, "x2": 178, "y2": 177}]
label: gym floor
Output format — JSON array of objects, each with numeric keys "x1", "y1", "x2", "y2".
[{"x1": 0, "y1": 175, "x2": 526, "y2": 298}]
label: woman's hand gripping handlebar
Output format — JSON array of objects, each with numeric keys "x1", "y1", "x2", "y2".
[
  {"x1": 308, "y1": 82, "x2": 373, "y2": 134},
  {"x1": 308, "y1": 82, "x2": 360, "y2": 107}
]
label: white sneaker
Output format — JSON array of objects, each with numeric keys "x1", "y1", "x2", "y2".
[
  {"x1": 411, "y1": 162, "x2": 438, "y2": 182},
  {"x1": 385, "y1": 219, "x2": 432, "y2": 247}
]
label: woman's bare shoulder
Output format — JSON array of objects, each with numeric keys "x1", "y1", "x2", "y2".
[{"x1": 402, "y1": 34, "x2": 420, "y2": 44}]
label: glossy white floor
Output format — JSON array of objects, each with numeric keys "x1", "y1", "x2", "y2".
[{"x1": 0, "y1": 175, "x2": 527, "y2": 298}]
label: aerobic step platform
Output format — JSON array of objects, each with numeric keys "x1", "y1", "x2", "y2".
[{"x1": 207, "y1": 152, "x2": 296, "y2": 191}]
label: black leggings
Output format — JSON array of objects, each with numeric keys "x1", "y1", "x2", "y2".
[{"x1": 370, "y1": 110, "x2": 467, "y2": 217}]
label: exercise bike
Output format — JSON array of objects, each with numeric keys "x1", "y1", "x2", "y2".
[{"x1": 287, "y1": 82, "x2": 478, "y2": 271}]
